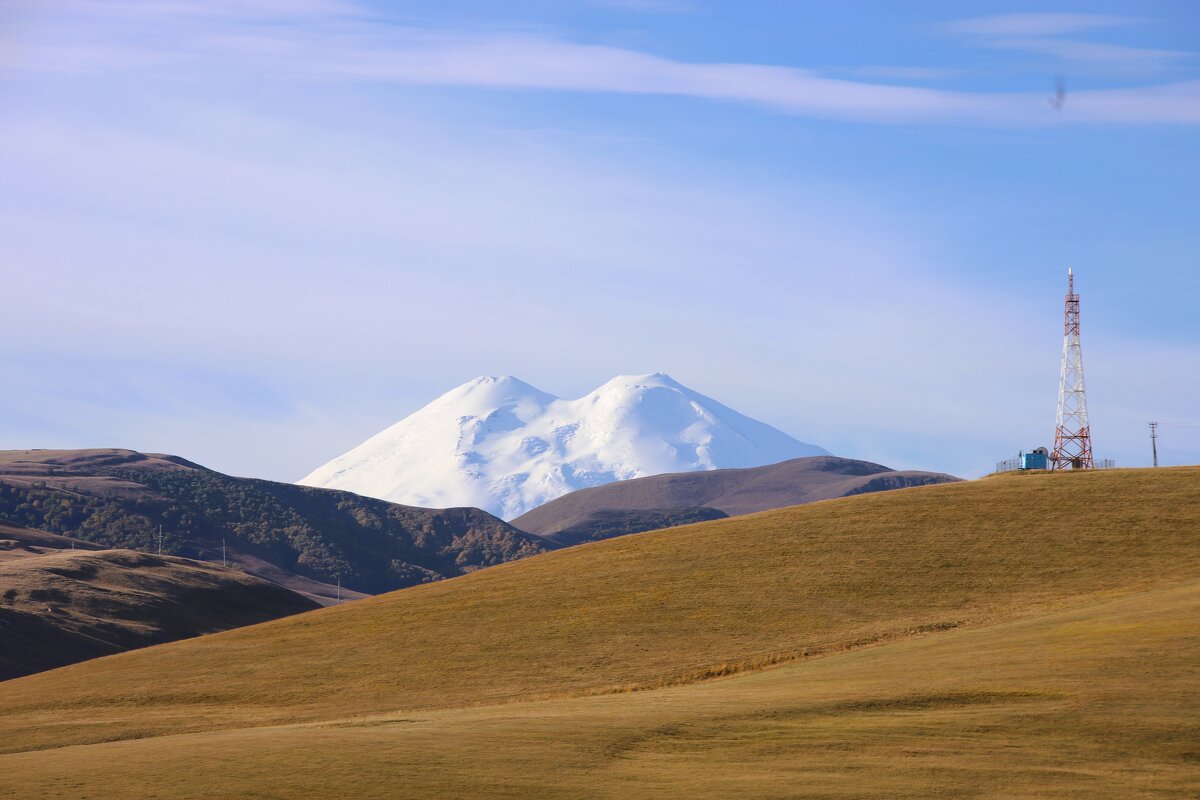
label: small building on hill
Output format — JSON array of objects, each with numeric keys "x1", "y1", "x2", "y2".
[
  {"x1": 996, "y1": 447, "x2": 1050, "y2": 473},
  {"x1": 1021, "y1": 448, "x2": 1050, "y2": 471}
]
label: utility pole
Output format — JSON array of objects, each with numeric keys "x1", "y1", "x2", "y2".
[
  {"x1": 337, "y1": 576, "x2": 342, "y2": 605},
  {"x1": 222, "y1": 538, "x2": 227, "y2": 567},
  {"x1": 1051, "y1": 268, "x2": 1095, "y2": 470},
  {"x1": 1149, "y1": 421, "x2": 1159, "y2": 467},
  {"x1": 157, "y1": 524, "x2": 163, "y2": 556}
]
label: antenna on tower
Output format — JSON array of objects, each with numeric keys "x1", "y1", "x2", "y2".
[{"x1": 1051, "y1": 267, "x2": 1094, "y2": 470}]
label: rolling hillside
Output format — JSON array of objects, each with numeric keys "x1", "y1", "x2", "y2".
[
  {"x1": 0, "y1": 449, "x2": 549, "y2": 597},
  {"x1": 524, "y1": 506, "x2": 732, "y2": 546},
  {"x1": 0, "y1": 522, "x2": 104, "y2": 561},
  {"x1": 513, "y1": 455, "x2": 960, "y2": 544},
  {"x1": 0, "y1": 544, "x2": 317, "y2": 680},
  {"x1": 2, "y1": 579, "x2": 1194, "y2": 798},
  {"x1": 0, "y1": 465, "x2": 1196, "y2": 795}
]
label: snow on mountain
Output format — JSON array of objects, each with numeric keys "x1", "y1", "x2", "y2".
[{"x1": 298, "y1": 373, "x2": 828, "y2": 520}]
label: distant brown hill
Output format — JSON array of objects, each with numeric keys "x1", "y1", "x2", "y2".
[
  {"x1": 0, "y1": 524, "x2": 317, "y2": 680},
  {"x1": 0, "y1": 522, "x2": 104, "y2": 562},
  {"x1": 0, "y1": 449, "x2": 550, "y2": 599},
  {"x1": 513, "y1": 456, "x2": 960, "y2": 545}
]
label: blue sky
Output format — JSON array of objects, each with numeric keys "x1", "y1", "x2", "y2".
[{"x1": 2, "y1": 0, "x2": 1198, "y2": 481}]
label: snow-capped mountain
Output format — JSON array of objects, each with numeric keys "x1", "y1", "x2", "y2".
[{"x1": 298, "y1": 373, "x2": 828, "y2": 520}]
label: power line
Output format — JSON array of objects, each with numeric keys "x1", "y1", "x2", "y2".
[{"x1": 1149, "y1": 421, "x2": 1159, "y2": 468}]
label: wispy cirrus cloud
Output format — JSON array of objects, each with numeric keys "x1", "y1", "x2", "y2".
[
  {"x1": 10, "y1": 1, "x2": 1200, "y2": 125},
  {"x1": 838, "y1": 65, "x2": 966, "y2": 82},
  {"x1": 987, "y1": 37, "x2": 1192, "y2": 68},
  {"x1": 11, "y1": 0, "x2": 356, "y2": 18},
  {"x1": 942, "y1": 13, "x2": 1138, "y2": 37},
  {"x1": 585, "y1": 0, "x2": 693, "y2": 12},
  {"x1": 943, "y1": 11, "x2": 1193, "y2": 75},
  {"x1": 5, "y1": 1, "x2": 1199, "y2": 479}
]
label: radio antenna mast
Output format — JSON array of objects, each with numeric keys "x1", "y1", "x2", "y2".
[{"x1": 1051, "y1": 268, "x2": 1094, "y2": 470}]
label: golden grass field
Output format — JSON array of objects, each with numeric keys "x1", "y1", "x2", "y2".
[{"x1": 1, "y1": 467, "x2": 1197, "y2": 797}]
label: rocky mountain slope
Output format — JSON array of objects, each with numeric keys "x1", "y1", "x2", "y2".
[
  {"x1": 300, "y1": 373, "x2": 827, "y2": 519},
  {"x1": 512, "y1": 455, "x2": 960, "y2": 545}
]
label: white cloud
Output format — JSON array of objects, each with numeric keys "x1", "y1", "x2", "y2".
[
  {"x1": 943, "y1": 12, "x2": 1193, "y2": 76},
  {"x1": 9, "y1": 1, "x2": 1200, "y2": 125},
  {"x1": 3, "y1": 1, "x2": 1198, "y2": 481},
  {"x1": 0, "y1": 101, "x2": 1048, "y2": 479},
  {"x1": 991, "y1": 36, "x2": 1189, "y2": 65},
  {"x1": 585, "y1": 0, "x2": 692, "y2": 12},
  {"x1": 840, "y1": 65, "x2": 965, "y2": 82},
  {"x1": 9, "y1": 93, "x2": 1189, "y2": 479},
  {"x1": 943, "y1": 13, "x2": 1137, "y2": 37},
  {"x1": 15, "y1": 0, "x2": 356, "y2": 19},
  {"x1": 1063, "y1": 80, "x2": 1200, "y2": 123}
]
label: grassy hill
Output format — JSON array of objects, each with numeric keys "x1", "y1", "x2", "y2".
[
  {"x1": 0, "y1": 467, "x2": 1197, "y2": 796},
  {"x1": 0, "y1": 544, "x2": 317, "y2": 680},
  {"x1": 512, "y1": 455, "x2": 960, "y2": 544},
  {"x1": 2, "y1": 579, "x2": 1195, "y2": 799},
  {"x1": 0, "y1": 522, "x2": 104, "y2": 561},
  {"x1": 0, "y1": 449, "x2": 549, "y2": 597},
  {"x1": 530, "y1": 506, "x2": 731, "y2": 546}
]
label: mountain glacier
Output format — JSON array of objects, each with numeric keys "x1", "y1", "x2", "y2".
[{"x1": 298, "y1": 373, "x2": 827, "y2": 520}]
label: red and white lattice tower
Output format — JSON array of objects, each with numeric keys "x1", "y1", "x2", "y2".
[{"x1": 1051, "y1": 268, "x2": 1094, "y2": 470}]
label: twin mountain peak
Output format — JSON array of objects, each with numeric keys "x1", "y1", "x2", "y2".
[{"x1": 298, "y1": 373, "x2": 828, "y2": 519}]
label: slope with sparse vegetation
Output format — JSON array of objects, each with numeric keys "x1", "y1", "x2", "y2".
[
  {"x1": 0, "y1": 544, "x2": 317, "y2": 680},
  {"x1": 0, "y1": 449, "x2": 550, "y2": 595}
]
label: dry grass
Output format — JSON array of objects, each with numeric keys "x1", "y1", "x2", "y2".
[
  {"x1": 0, "y1": 467, "x2": 1197, "y2": 796},
  {"x1": 0, "y1": 522, "x2": 102, "y2": 563},
  {"x1": 0, "y1": 579, "x2": 1195, "y2": 798},
  {"x1": 0, "y1": 549, "x2": 316, "y2": 679}
]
